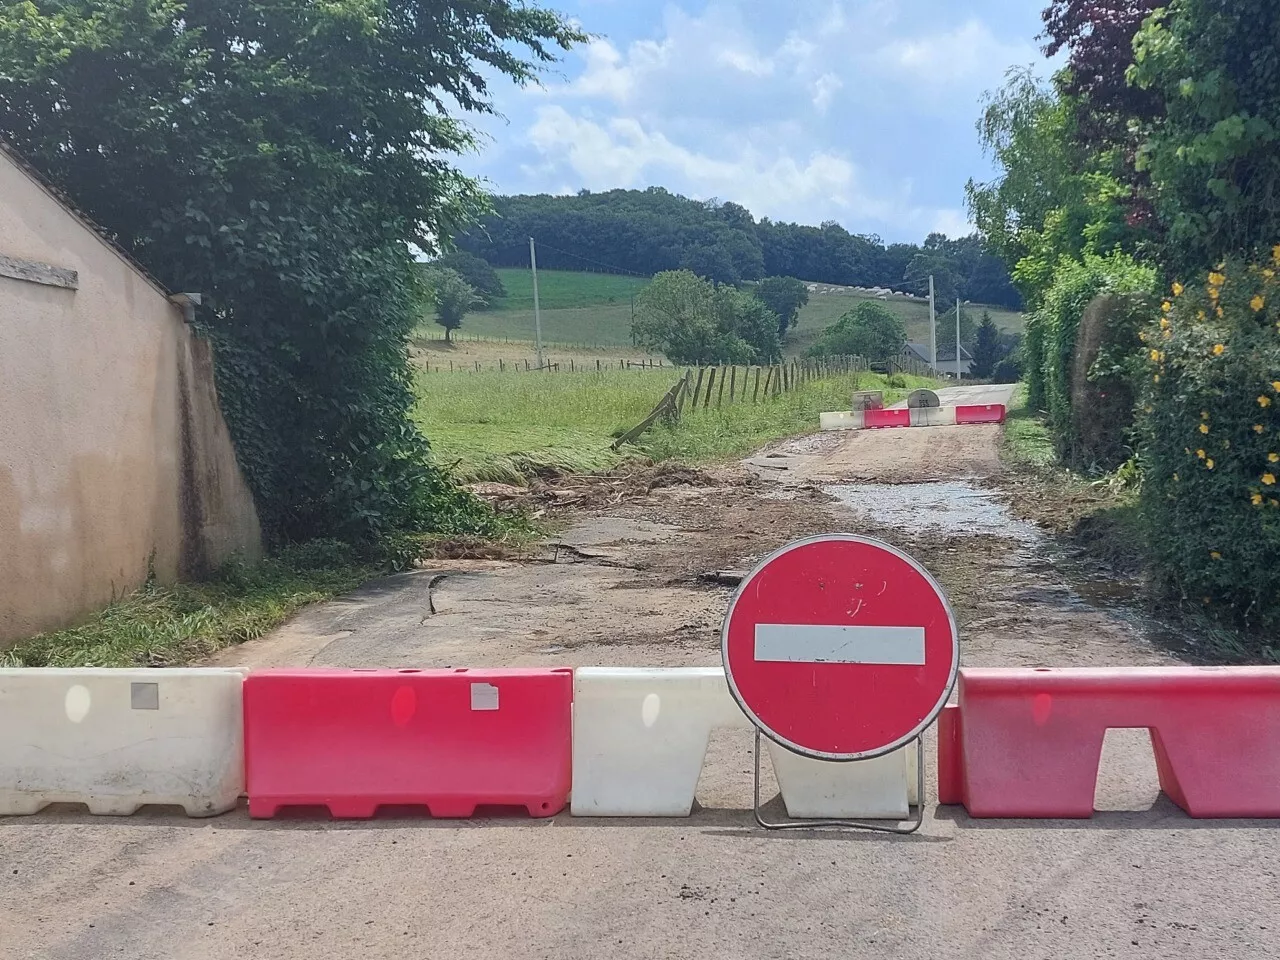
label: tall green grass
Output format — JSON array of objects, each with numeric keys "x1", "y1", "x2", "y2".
[
  {"x1": 414, "y1": 367, "x2": 939, "y2": 482},
  {"x1": 414, "y1": 368, "x2": 672, "y2": 482}
]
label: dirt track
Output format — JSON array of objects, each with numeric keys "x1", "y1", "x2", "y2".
[{"x1": 4, "y1": 385, "x2": 1278, "y2": 960}]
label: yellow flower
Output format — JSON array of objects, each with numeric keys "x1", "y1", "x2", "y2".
[
  {"x1": 1210, "y1": 551, "x2": 1222, "y2": 561},
  {"x1": 1149, "y1": 349, "x2": 1161, "y2": 361},
  {"x1": 1265, "y1": 268, "x2": 1276, "y2": 280},
  {"x1": 1153, "y1": 374, "x2": 1160, "y2": 382},
  {"x1": 1272, "y1": 499, "x2": 1280, "y2": 507},
  {"x1": 1252, "y1": 492, "x2": 1265, "y2": 506},
  {"x1": 1196, "y1": 448, "x2": 1206, "y2": 459},
  {"x1": 1271, "y1": 453, "x2": 1280, "y2": 463},
  {"x1": 1264, "y1": 473, "x2": 1277, "y2": 486},
  {"x1": 1216, "y1": 306, "x2": 1225, "y2": 317},
  {"x1": 1173, "y1": 473, "x2": 1180, "y2": 481},
  {"x1": 1253, "y1": 295, "x2": 1267, "y2": 312},
  {"x1": 1209, "y1": 287, "x2": 1220, "y2": 301},
  {"x1": 1162, "y1": 328, "x2": 1172, "y2": 339},
  {"x1": 1256, "y1": 424, "x2": 1267, "y2": 434},
  {"x1": 1162, "y1": 300, "x2": 1173, "y2": 313},
  {"x1": 1261, "y1": 396, "x2": 1274, "y2": 408},
  {"x1": 1199, "y1": 423, "x2": 1210, "y2": 434},
  {"x1": 1209, "y1": 271, "x2": 1226, "y2": 287},
  {"x1": 1272, "y1": 381, "x2": 1280, "y2": 392},
  {"x1": 1172, "y1": 282, "x2": 1185, "y2": 296},
  {"x1": 1213, "y1": 343, "x2": 1225, "y2": 355},
  {"x1": 1206, "y1": 459, "x2": 1215, "y2": 469},
  {"x1": 1273, "y1": 244, "x2": 1280, "y2": 262},
  {"x1": 1160, "y1": 317, "x2": 1170, "y2": 329}
]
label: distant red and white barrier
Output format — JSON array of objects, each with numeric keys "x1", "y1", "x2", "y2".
[{"x1": 820, "y1": 403, "x2": 1006, "y2": 431}]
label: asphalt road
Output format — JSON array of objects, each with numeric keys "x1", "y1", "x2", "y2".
[{"x1": 3, "y1": 380, "x2": 1278, "y2": 960}]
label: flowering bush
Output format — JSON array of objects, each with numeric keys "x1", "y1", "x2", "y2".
[{"x1": 1138, "y1": 253, "x2": 1280, "y2": 636}]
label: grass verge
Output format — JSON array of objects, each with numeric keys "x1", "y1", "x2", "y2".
[
  {"x1": 1, "y1": 549, "x2": 375, "y2": 668},
  {"x1": 414, "y1": 366, "x2": 939, "y2": 483}
]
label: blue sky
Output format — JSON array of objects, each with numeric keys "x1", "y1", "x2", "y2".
[{"x1": 459, "y1": 0, "x2": 1054, "y2": 244}]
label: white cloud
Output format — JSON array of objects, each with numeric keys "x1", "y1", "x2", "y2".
[
  {"x1": 881, "y1": 19, "x2": 1039, "y2": 90},
  {"x1": 812, "y1": 73, "x2": 843, "y2": 113},
  {"x1": 526, "y1": 106, "x2": 889, "y2": 224},
  {"x1": 930, "y1": 208, "x2": 974, "y2": 238},
  {"x1": 716, "y1": 47, "x2": 775, "y2": 77},
  {"x1": 466, "y1": 0, "x2": 1043, "y2": 241}
]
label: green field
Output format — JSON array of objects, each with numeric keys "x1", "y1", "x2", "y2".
[
  {"x1": 413, "y1": 366, "x2": 938, "y2": 483},
  {"x1": 445, "y1": 268, "x2": 1024, "y2": 354}
]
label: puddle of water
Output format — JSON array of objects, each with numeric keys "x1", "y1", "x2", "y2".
[{"x1": 824, "y1": 481, "x2": 1041, "y2": 543}]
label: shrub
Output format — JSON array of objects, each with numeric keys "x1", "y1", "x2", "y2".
[
  {"x1": 1137, "y1": 255, "x2": 1280, "y2": 639},
  {"x1": 1030, "y1": 252, "x2": 1155, "y2": 460}
]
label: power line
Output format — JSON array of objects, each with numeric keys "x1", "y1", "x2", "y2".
[{"x1": 529, "y1": 240, "x2": 652, "y2": 280}]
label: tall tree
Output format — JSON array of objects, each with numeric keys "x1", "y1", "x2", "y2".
[
  {"x1": 631, "y1": 270, "x2": 777, "y2": 364},
  {"x1": 971, "y1": 311, "x2": 1002, "y2": 378},
  {"x1": 424, "y1": 268, "x2": 481, "y2": 341},
  {"x1": 806, "y1": 302, "x2": 906, "y2": 362},
  {"x1": 1130, "y1": 0, "x2": 1280, "y2": 271},
  {"x1": 752, "y1": 276, "x2": 810, "y2": 338},
  {"x1": 0, "y1": 0, "x2": 583, "y2": 549}
]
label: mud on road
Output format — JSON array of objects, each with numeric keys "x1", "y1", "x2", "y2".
[{"x1": 5, "y1": 395, "x2": 1279, "y2": 960}]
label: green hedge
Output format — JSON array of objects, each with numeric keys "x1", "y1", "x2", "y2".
[
  {"x1": 1025, "y1": 253, "x2": 1155, "y2": 464},
  {"x1": 1138, "y1": 257, "x2": 1280, "y2": 637}
]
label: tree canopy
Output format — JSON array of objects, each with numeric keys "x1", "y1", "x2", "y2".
[
  {"x1": 0, "y1": 0, "x2": 583, "y2": 554},
  {"x1": 753, "y1": 276, "x2": 810, "y2": 338},
  {"x1": 632, "y1": 270, "x2": 781, "y2": 365},
  {"x1": 805, "y1": 302, "x2": 906, "y2": 362},
  {"x1": 454, "y1": 190, "x2": 1023, "y2": 309}
]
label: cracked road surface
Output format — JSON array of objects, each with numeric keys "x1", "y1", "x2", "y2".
[{"x1": 3, "y1": 384, "x2": 1277, "y2": 960}]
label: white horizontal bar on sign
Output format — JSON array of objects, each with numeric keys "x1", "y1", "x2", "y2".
[{"x1": 753, "y1": 624, "x2": 925, "y2": 665}]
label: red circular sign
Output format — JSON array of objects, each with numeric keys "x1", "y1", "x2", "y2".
[{"x1": 722, "y1": 535, "x2": 958, "y2": 760}]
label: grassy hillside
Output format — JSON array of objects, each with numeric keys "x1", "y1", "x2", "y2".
[{"x1": 436, "y1": 268, "x2": 1024, "y2": 353}]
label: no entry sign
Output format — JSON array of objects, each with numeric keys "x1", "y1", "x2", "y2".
[{"x1": 722, "y1": 535, "x2": 958, "y2": 761}]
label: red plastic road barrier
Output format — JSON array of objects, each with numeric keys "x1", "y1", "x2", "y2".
[
  {"x1": 954, "y1": 404, "x2": 1006, "y2": 424},
  {"x1": 862, "y1": 408, "x2": 911, "y2": 429},
  {"x1": 937, "y1": 667, "x2": 1280, "y2": 818},
  {"x1": 244, "y1": 668, "x2": 573, "y2": 819}
]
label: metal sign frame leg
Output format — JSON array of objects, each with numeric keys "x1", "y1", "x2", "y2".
[{"x1": 752, "y1": 728, "x2": 926, "y2": 834}]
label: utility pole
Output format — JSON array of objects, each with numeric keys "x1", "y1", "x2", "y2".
[
  {"x1": 956, "y1": 298, "x2": 963, "y2": 381},
  {"x1": 529, "y1": 237, "x2": 544, "y2": 371},
  {"x1": 928, "y1": 275, "x2": 937, "y2": 369}
]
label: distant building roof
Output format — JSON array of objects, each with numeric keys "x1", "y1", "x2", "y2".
[{"x1": 905, "y1": 341, "x2": 973, "y2": 364}]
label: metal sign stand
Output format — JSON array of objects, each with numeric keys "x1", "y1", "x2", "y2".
[{"x1": 751, "y1": 727, "x2": 927, "y2": 835}]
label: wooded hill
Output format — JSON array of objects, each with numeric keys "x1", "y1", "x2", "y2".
[{"x1": 454, "y1": 188, "x2": 1022, "y2": 310}]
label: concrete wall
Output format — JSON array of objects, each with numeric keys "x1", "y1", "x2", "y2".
[{"x1": 0, "y1": 149, "x2": 262, "y2": 646}]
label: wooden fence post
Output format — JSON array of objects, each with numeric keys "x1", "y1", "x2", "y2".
[
  {"x1": 729, "y1": 366, "x2": 737, "y2": 402},
  {"x1": 717, "y1": 367, "x2": 727, "y2": 407},
  {"x1": 691, "y1": 367, "x2": 706, "y2": 408},
  {"x1": 762, "y1": 366, "x2": 773, "y2": 397},
  {"x1": 703, "y1": 368, "x2": 717, "y2": 409}
]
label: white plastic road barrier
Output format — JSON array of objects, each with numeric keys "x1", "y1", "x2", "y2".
[
  {"x1": 766, "y1": 740, "x2": 919, "y2": 819},
  {"x1": 908, "y1": 406, "x2": 957, "y2": 427},
  {"x1": 571, "y1": 667, "x2": 920, "y2": 818},
  {"x1": 819, "y1": 410, "x2": 866, "y2": 431},
  {"x1": 572, "y1": 667, "x2": 750, "y2": 816},
  {"x1": 0, "y1": 668, "x2": 246, "y2": 817}
]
